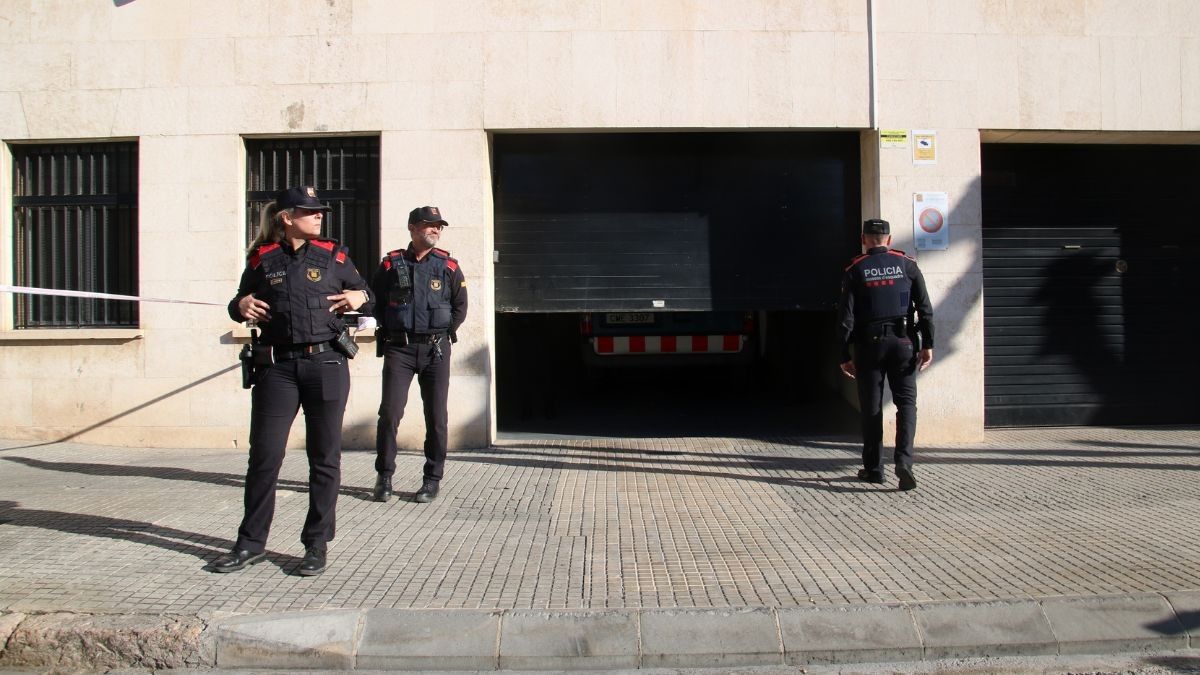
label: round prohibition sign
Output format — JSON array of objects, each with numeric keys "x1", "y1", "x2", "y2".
[{"x1": 918, "y1": 207, "x2": 945, "y2": 233}]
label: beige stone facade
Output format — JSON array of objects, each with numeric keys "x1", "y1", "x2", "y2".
[{"x1": 0, "y1": 0, "x2": 1196, "y2": 448}]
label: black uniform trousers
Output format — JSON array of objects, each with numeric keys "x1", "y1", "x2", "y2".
[
  {"x1": 236, "y1": 353, "x2": 350, "y2": 554},
  {"x1": 853, "y1": 323, "x2": 918, "y2": 474},
  {"x1": 375, "y1": 338, "x2": 451, "y2": 482}
]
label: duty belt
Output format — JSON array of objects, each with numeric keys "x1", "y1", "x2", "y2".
[
  {"x1": 394, "y1": 331, "x2": 447, "y2": 343},
  {"x1": 860, "y1": 318, "x2": 907, "y2": 338},
  {"x1": 273, "y1": 341, "x2": 335, "y2": 361}
]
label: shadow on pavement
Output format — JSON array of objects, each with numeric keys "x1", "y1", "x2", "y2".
[
  {"x1": 0, "y1": 499, "x2": 230, "y2": 566},
  {"x1": 1, "y1": 456, "x2": 374, "y2": 500}
]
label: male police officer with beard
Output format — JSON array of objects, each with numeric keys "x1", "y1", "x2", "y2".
[
  {"x1": 371, "y1": 206, "x2": 468, "y2": 504},
  {"x1": 837, "y1": 218, "x2": 934, "y2": 491}
]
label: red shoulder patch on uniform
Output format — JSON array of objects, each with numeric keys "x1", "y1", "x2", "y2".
[
  {"x1": 249, "y1": 242, "x2": 281, "y2": 269},
  {"x1": 843, "y1": 253, "x2": 868, "y2": 272},
  {"x1": 335, "y1": 250, "x2": 346, "y2": 263},
  {"x1": 445, "y1": 258, "x2": 459, "y2": 272},
  {"x1": 431, "y1": 247, "x2": 450, "y2": 259},
  {"x1": 381, "y1": 259, "x2": 392, "y2": 270},
  {"x1": 310, "y1": 239, "x2": 335, "y2": 252}
]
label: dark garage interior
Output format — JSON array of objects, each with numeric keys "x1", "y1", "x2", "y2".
[{"x1": 491, "y1": 132, "x2": 864, "y2": 438}]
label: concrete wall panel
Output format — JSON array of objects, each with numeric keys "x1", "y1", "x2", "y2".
[{"x1": 1, "y1": 0, "x2": 1197, "y2": 446}]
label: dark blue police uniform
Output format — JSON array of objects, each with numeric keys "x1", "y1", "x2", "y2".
[
  {"x1": 371, "y1": 215, "x2": 468, "y2": 503},
  {"x1": 218, "y1": 187, "x2": 369, "y2": 575},
  {"x1": 837, "y1": 219, "x2": 934, "y2": 490}
]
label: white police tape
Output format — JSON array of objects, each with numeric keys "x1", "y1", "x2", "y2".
[
  {"x1": 0, "y1": 284, "x2": 225, "y2": 306},
  {"x1": 0, "y1": 284, "x2": 379, "y2": 332}
]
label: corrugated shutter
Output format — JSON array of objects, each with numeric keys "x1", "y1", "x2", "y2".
[
  {"x1": 493, "y1": 132, "x2": 861, "y2": 313},
  {"x1": 983, "y1": 227, "x2": 1124, "y2": 425},
  {"x1": 982, "y1": 143, "x2": 1198, "y2": 427}
]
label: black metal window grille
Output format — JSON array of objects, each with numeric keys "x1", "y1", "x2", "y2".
[
  {"x1": 245, "y1": 137, "x2": 380, "y2": 268},
  {"x1": 11, "y1": 142, "x2": 139, "y2": 328}
]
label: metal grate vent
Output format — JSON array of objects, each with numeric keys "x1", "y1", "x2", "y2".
[{"x1": 12, "y1": 142, "x2": 139, "y2": 328}]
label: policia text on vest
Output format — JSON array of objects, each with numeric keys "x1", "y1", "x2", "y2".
[
  {"x1": 837, "y1": 218, "x2": 934, "y2": 493},
  {"x1": 217, "y1": 186, "x2": 372, "y2": 578}
]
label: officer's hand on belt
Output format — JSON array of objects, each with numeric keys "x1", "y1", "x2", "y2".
[
  {"x1": 238, "y1": 294, "x2": 271, "y2": 322},
  {"x1": 327, "y1": 289, "x2": 368, "y2": 314},
  {"x1": 840, "y1": 360, "x2": 856, "y2": 379},
  {"x1": 918, "y1": 349, "x2": 934, "y2": 372}
]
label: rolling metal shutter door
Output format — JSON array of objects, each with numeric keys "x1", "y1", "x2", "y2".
[
  {"x1": 984, "y1": 226, "x2": 1194, "y2": 427},
  {"x1": 983, "y1": 227, "x2": 1123, "y2": 425},
  {"x1": 982, "y1": 143, "x2": 1198, "y2": 427},
  {"x1": 492, "y1": 132, "x2": 861, "y2": 313}
]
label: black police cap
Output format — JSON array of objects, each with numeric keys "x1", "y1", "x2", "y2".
[
  {"x1": 409, "y1": 205, "x2": 449, "y2": 226},
  {"x1": 863, "y1": 218, "x2": 890, "y2": 235},
  {"x1": 275, "y1": 186, "x2": 332, "y2": 211}
]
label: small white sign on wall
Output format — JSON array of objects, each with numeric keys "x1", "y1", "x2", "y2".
[
  {"x1": 912, "y1": 129, "x2": 937, "y2": 165},
  {"x1": 913, "y1": 192, "x2": 949, "y2": 251}
]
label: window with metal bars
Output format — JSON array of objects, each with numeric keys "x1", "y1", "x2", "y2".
[
  {"x1": 11, "y1": 141, "x2": 139, "y2": 328},
  {"x1": 245, "y1": 137, "x2": 381, "y2": 270}
]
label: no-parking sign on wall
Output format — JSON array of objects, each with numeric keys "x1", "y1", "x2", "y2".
[{"x1": 913, "y1": 192, "x2": 949, "y2": 251}]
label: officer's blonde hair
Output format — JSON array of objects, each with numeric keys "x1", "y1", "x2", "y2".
[{"x1": 248, "y1": 201, "x2": 288, "y2": 252}]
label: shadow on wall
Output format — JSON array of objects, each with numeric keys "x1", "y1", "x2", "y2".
[
  {"x1": 2, "y1": 364, "x2": 241, "y2": 452},
  {"x1": 838, "y1": 176, "x2": 982, "y2": 413}
]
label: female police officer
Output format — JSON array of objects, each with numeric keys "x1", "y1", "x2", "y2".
[{"x1": 214, "y1": 186, "x2": 371, "y2": 576}]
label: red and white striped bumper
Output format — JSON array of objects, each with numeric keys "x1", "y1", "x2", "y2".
[{"x1": 591, "y1": 335, "x2": 746, "y2": 356}]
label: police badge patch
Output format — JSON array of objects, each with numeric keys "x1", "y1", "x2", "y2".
[
  {"x1": 307, "y1": 267, "x2": 322, "y2": 282},
  {"x1": 430, "y1": 279, "x2": 442, "y2": 291}
]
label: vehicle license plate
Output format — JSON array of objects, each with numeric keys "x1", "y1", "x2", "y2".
[{"x1": 605, "y1": 312, "x2": 654, "y2": 325}]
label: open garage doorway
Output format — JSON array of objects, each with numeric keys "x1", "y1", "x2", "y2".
[{"x1": 491, "y1": 132, "x2": 862, "y2": 438}]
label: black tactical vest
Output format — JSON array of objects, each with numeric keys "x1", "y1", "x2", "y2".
[
  {"x1": 851, "y1": 248, "x2": 913, "y2": 323},
  {"x1": 382, "y1": 249, "x2": 454, "y2": 334},
  {"x1": 252, "y1": 240, "x2": 345, "y2": 345}
]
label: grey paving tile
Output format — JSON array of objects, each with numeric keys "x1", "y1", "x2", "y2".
[
  {"x1": 912, "y1": 599, "x2": 1057, "y2": 658},
  {"x1": 0, "y1": 427, "x2": 1197, "y2": 617},
  {"x1": 1165, "y1": 590, "x2": 1200, "y2": 648},
  {"x1": 639, "y1": 607, "x2": 781, "y2": 668},
  {"x1": 778, "y1": 604, "x2": 922, "y2": 665},
  {"x1": 356, "y1": 608, "x2": 499, "y2": 671},
  {"x1": 214, "y1": 609, "x2": 361, "y2": 670},
  {"x1": 1042, "y1": 593, "x2": 1189, "y2": 654},
  {"x1": 499, "y1": 609, "x2": 637, "y2": 670}
]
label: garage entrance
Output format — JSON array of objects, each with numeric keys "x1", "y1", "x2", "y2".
[
  {"x1": 491, "y1": 132, "x2": 862, "y2": 437},
  {"x1": 982, "y1": 143, "x2": 1199, "y2": 427}
]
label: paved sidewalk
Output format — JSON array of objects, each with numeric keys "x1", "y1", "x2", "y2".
[{"x1": 0, "y1": 426, "x2": 1197, "y2": 669}]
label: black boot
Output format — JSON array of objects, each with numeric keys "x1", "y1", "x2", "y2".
[
  {"x1": 415, "y1": 480, "x2": 440, "y2": 503},
  {"x1": 373, "y1": 473, "x2": 393, "y2": 502},
  {"x1": 212, "y1": 549, "x2": 265, "y2": 573},
  {"x1": 857, "y1": 469, "x2": 884, "y2": 484},
  {"x1": 298, "y1": 547, "x2": 327, "y2": 576},
  {"x1": 896, "y1": 466, "x2": 917, "y2": 491}
]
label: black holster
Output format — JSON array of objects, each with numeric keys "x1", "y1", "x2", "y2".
[
  {"x1": 332, "y1": 328, "x2": 359, "y2": 359},
  {"x1": 239, "y1": 343, "x2": 254, "y2": 389},
  {"x1": 241, "y1": 328, "x2": 271, "y2": 388}
]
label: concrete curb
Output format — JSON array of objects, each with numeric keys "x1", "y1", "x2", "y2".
[{"x1": 1, "y1": 592, "x2": 1196, "y2": 670}]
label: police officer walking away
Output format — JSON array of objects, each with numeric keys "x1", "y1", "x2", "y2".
[
  {"x1": 215, "y1": 187, "x2": 370, "y2": 576},
  {"x1": 837, "y1": 218, "x2": 934, "y2": 491},
  {"x1": 372, "y1": 206, "x2": 468, "y2": 504}
]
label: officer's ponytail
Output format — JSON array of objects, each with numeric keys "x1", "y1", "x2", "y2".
[{"x1": 247, "y1": 201, "x2": 288, "y2": 252}]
